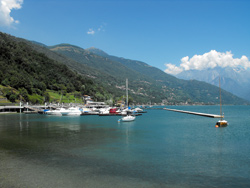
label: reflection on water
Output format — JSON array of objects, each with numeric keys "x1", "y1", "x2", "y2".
[{"x1": 1, "y1": 106, "x2": 250, "y2": 187}]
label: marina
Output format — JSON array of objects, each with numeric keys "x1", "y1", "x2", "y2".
[{"x1": 0, "y1": 104, "x2": 147, "y2": 116}]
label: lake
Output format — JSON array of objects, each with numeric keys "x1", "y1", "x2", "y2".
[{"x1": 1, "y1": 105, "x2": 250, "y2": 187}]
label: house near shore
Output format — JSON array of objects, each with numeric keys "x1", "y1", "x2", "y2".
[
  {"x1": 116, "y1": 100, "x2": 125, "y2": 107},
  {"x1": 83, "y1": 95, "x2": 93, "y2": 104}
]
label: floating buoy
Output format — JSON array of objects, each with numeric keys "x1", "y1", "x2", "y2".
[{"x1": 215, "y1": 125, "x2": 219, "y2": 128}]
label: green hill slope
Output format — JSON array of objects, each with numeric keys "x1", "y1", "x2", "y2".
[{"x1": 0, "y1": 32, "x2": 111, "y2": 103}]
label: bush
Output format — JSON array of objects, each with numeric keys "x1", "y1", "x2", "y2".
[{"x1": 9, "y1": 94, "x2": 17, "y2": 103}]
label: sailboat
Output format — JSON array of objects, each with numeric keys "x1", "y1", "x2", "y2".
[
  {"x1": 119, "y1": 79, "x2": 136, "y2": 122},
  {"x1": 215, "y1": 77, "x2": 228, "y2": 127},
  {"x1": 120, "y1": 113, "x2": 136, "y2": 122}
]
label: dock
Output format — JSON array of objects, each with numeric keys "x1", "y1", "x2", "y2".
[
  {"x1": 164, "y1": 108, "x2": 223, "y2": 118},
  {"x1": 0, "y1": 105, "x2": 47, "y2": 113}
]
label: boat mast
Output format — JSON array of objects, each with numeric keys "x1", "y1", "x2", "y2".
[
  {"x1": 126, "y1": 78, "x2": 128, "y2": 108},
  {"x1": 219, "y1": 77, "x2": 222, "y2": 121}
]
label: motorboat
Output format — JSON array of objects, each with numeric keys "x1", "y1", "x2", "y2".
[
  {"x1": 133, "y1": 107, "x2": 143, "y2": 112},
  {"x1": 61, "y1": 107, "x2": 82, "y2": 116},
  {"x1": 46, "y1": 108, "x2": 67, "y2": 116},
  {"x1": 99, "y1": 107, "x2": 111, "y2": 114},
  {"x1": 85, "y1": 102, "x2": 110, "y2": 114},
  {"x1": 121, "y1": 107, "x2": 134, "y2": 115}
]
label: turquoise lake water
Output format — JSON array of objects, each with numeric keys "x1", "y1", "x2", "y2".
[{"x1": 0, "y1": 105, "x2": 250, "y2": 187}]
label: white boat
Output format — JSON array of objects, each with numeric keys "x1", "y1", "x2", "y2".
[
  {"x1": 121, "y1": 108, "x2": 133, "y2": 115},
  {"x1": 99, "y1": 107, "x2": 111, "y2": 114},
  {"x1": 133, "y1": 107, "x2": 143, "y2": 113},
  {"x1": 118, "y1": 79, "x2": 136, "y2": 122},
  {"x1": 61, "y1": 107, "x2": 82, "y2": 116},
  {"x1": 120, "y1": 115, "x2": 136, "y2": 122},
  {"x1": 46, "y1": 108, "x2": 67, "y2": 116},
  {"x1": 86, "y1": 102, "x2": 109, "y2": 113}
]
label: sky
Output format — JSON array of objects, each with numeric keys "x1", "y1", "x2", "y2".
[{"x1": 1, "y1": 0, "x2": 250, "y2": 75}]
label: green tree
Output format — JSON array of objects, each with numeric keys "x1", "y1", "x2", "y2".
[
  {"x1": 80, "y1": 85, "x2": 85, "y2": 95},
  {"x1": 44, "y1": 92, "x2": 50, "y2": 102},
  {"x1": 1, "y1": 78, "x2": 9, "y2": 86},
  {"x1": 9, "y1": 94, "x2": 17, "y2": 103},
  {"x1": 18, "y1": 88, "x2": 28, "y2": 102}
]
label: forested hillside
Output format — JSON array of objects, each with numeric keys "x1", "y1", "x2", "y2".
[
  {"x1": 49, "y1": 44, "x2": 169, "y2": 103},
  {"x1": 0, "y1": 32, "x2": 111, "y2": 103}
]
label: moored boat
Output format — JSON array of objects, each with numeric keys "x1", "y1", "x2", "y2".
[
  {"x1": 133, "y1": 107, "x2": 143, "y2": 112},
  {"x1": 215, "y1": 77, "x2": 228, "y2": 128},
  {"x1": 61, "y1": 107, "x2": 82, "y2": 116},
  {"x1": 46, "y1": 108, "x2": 67, "y2": 116},
  {"x1": 215, "y1": 119, "x2": 228, "y2": 127},
  {"x1": 119, "y1": 115, "x2": 136, "y2": 122}
]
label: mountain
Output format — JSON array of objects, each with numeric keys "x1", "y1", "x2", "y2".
[
  {"x1": 53, "y1": 45, "x2": 247, "y2": 105},
  {"x1": 86, "y1": 47, "x2": 109, "y2": 57},
  {"x1": 49, "y1": 44, "x2": 171, "y2": 103},
  {"x1": 86, "y1": 47, "x2": 250, "y2": 105},
  {"x1": 176, "y1": 67, "x2": 250, "y2": 101},
  {"x1": 86, "y1": 47, "x2": 181, "y2": 86},
  {"x1": 1, "y1": 31, "x2": 247, "y2": 105},
  {"x1": 0, "y1": 32, "x2": 111, "y2": 103}
]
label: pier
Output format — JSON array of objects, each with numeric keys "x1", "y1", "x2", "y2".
[
  {"x1": 164, "y1": 108, "x2": 223, "y2": 118},
  {"x1": 0, "y1": 106, "x2": 23, "y2": 113},
  {"x1": 0, "y1": 105, "x2": 47, "y2": 113}
]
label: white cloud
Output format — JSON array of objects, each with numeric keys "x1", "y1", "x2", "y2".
[
  {"x1": 98, "y1": 23, "x2": 106, "y2": 32},
  {"x1": 87, "y1": 23, "x2": 106, "y2": 35},
  {"x1": 0, "y1": 0, "x2": 23, "y2": 27},
  {"x1": 164, "y1": 50, "x2": 250, "y2": 75},
  {"x1": 87, "y1": 28, "x2": 95, "y2": 35},
  {"x1": 164, "y1": 63, "x2": 183, "y2": 75}
]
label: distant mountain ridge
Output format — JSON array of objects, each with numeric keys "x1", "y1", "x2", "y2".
[
  {"x1": 176, "y1": 67, "x2": 250, "y2": 101},
  {"x1": 86, "y1": 47, "x2": 181, "y2": 87},
  {"x1": 49, "y1": 44, "x2": 173, "y2": 103},
  {"x1": 83, "y1": 47, "x2": 247, "y2": 105}
]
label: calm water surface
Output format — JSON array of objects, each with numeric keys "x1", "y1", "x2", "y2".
[{"x1": 0, "y1": 106, "x2": 250, "y2": 188}]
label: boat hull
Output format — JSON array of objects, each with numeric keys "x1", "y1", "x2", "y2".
[
  {"x1": 121, "y1": 115, "x2": 136, "y2": 122},
  {"x1": 216, "y1": 120, "x2": 228, "y2": 127}
]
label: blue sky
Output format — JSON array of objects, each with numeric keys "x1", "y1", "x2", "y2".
[{"x1": 1, "y1": 0, "x2": 250, "y2": 74}]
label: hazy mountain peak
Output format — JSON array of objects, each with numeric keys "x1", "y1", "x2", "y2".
[
  {"x1": 86, "y1": 47, "x2": 109, "y2": 57},
  {"x1": 176, "y1": 66, "x2": 250, "y2": 101}
]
